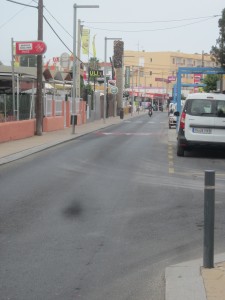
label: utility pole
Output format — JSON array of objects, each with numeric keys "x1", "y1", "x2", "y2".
[
  {"x1": 76, "y1": 19, "x2": 82, "y2": 99},
  {"x1": 36, "y1": 0, "x2": 43, "y2": 135}
]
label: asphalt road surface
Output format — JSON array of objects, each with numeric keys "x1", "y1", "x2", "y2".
[{"x1": 1, "y1": 112, "x2": 225, "y2": 300}]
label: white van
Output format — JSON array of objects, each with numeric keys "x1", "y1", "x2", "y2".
[{"x1": 175, "y1": 93, "x2": 225, "y2": 156}]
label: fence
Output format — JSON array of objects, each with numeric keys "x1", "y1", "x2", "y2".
[{"x1": 0, "y1": 94, "x2": 34, "y2": 122}]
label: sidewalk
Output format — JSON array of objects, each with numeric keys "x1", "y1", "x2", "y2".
[
  {"x1": 0, "y1": 113, "x2": 138, "y2": 165},
  {"x1": 166, "y1": 254, "x2": 225, "y2": 300},
  {"x1": 0, "y1": 112, "x2": 225, "y2": 299},
  {"x1": 167, "y1": 127, "x2": 225, "y2": 300}
]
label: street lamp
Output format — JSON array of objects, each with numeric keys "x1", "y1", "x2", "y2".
[
  {"x1": 130, "y1": 65, "x2": 140, "y2": 115},
  {"x1": 103, "y1": 37, "x2": 122, "y2": 123},
  {"x1": 122, "y1": 56, "x2": 134, "y2": 115},
  {"x1": 72, "y1": 4, "x2": 99, "y2": 134}
]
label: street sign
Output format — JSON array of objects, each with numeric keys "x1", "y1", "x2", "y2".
[
  {"x1": 110, "y1": 86, "x2": 118, "y2": 94},
  {"x1": 15, "y1": 41, "x2": 47, "y2": 55}
]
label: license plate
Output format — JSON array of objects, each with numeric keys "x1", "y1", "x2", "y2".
[{"x1": 192, "y1": 128, "x2": 212, "y2": 134}]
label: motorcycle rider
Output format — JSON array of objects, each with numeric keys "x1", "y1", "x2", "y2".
[{"x1": 148, "y1": 103, "x2": 153, "y2": 117}]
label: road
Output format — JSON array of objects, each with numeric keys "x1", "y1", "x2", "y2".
[{"x1": 1, "y1": 111, "x2": 225, "y2": 300}]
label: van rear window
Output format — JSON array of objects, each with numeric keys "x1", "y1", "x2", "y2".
[{"x1": 189, "y1": 99, "x2": 213, "y2": 116}]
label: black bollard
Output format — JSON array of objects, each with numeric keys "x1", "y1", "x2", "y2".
[{"x1": 203, "y1": 170, "x2": 215, "y2": 268}]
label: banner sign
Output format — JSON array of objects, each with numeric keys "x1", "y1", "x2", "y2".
[
  {"x1": 82, "y1": 29, "x2": 90, "y2": 55},
  {"x1": 15, "y1": 41, "x2": 47, "y2": 55},
  {"x1": 125, "y1": 66, "x2": 130, "y2": 88},
  {"x1": 92, "y1": 34, "x2": 96, "y2": 58}
]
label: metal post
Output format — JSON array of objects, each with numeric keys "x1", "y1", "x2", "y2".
[
  {"x1": 72, "y1": 4, "x2": 77, "y2": 134},
  {"x1": 72, "y1": 4, "x2": 99, "y2": 134},
  {"x1": 176, "y1": 70, "x2": 181, "y2": 113},
  {"x1": 16, "y1": 74, "x2": 19, "y2": 120},
  {"x1": 36, "y1": 0, "x2": 43, "y2": 135},
  {"x1": 4, "y1": 94, "x2": 7, "y2": 122},
  {"x1": 103, "y1": 37, "x2": 122, "y2": 123},
  {"x1": 11, "y1": 38, "x2": 15, "y2": 118},
  {"x1": 103, "y1": 37, "x2": 107, "y2": 123},
  {"x1": 131, "y1": 66, "x2": 134, "y2": 116},
  {"x1": 76, "y1": 19, "x2": 81, "y2": 99},
  {"x1": 203, "y1": 170, "x2": 215, "y2": 268}
]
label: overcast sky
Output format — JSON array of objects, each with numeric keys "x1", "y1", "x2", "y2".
[{"x1": 1, "y1": 0, "x2": 225, "y2": 66}]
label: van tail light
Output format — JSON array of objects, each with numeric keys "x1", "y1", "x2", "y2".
[{"x1": 180, "y1": 112, "x2": 186, "y2": 129}]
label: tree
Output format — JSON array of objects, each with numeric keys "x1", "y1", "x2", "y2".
[
  {"x1": 210, "y1": 8, "x2": 225, "y2": 67},
  {"x1": 113, "y1": 40, "x2": 124, "y2": 110},
  {"x1": 203, "y1": 74, "x2": 221, "y2": 92}
]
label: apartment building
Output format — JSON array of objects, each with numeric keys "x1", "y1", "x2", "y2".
[{"x1": 123, "y1": 50, "x2": 217, "y2": 96}]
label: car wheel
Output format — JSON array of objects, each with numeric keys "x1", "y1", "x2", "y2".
[{"x1": 177, "y1": 143, "x2": 184, "y2": 157}]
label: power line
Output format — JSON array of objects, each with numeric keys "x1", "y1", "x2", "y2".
[
  {"x1": 6, "y1": 0, "x2": 37, "y2": 8},
  {"x1": 0, "y1": 0, "x2": 36, "y2": 29},
  {"x1": 43, "y1": 15, "x2": 73, "y2": 54},
  {"x1": 43, "y1": 6, "x2": 72, "y2": 39},
  {"x1": 84, "y1": 16, "x2": 217, "y2": 33},
  {"x1": 84, "y1": 14, "x2": 221, "y2": 24}
]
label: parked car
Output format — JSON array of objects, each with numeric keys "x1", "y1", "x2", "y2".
[
  {"x1": 175, "y1": 93, "x2": 225, "y2": 156},
  {"x1": 168, "y1": 103, "x2": 177, "y2": 129},
  {"x1": 168, "y1": 111, "x2": 177, "y2": 128}
]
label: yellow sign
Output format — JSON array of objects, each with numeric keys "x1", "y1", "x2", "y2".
[
  {"x1": 92, "y1": 34, "x2": 96, "y2": 58},
  {"x1": 82, "y1": 29, "x2": 90, "y2": 55}
]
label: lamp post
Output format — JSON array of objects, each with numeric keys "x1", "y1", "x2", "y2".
[
  {"x1": 122, "y1": 55, "x2": 134, "y2": 115},
  {"x1": 104, "y1": 37, "x2": 122, "y2": 123},
  {"x1": 72, "y1": 4, "x2": 99, "y2": 134},
  {"x1": 130, "y1": 65, "x2": 140, "y2": 115},
  {"x1": 131, "y1": 66, "x2": 134, "y2": 115}
]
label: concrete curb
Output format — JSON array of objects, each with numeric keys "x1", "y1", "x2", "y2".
[{"x1": 165, "y1": 253, "x2": 225, "y2": 300}]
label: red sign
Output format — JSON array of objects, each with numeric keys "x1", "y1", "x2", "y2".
[
  {"x1": 53, "y1": 57, "x2": 60, "y2": 63},
  {"x1": 194, "y1": 74, "x2": 202, "y2": 83},
  {"x1": 15, "y1": 41, "x2": 47, "y2": 55},
  {"x1": 168, "y1": 76, "x2": 176, "y2": 81},
  {"x1": 155, "y1": 78, "x2": 168, "y2": 82}
]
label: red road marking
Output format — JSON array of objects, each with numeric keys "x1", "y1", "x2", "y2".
[{"x1": 95, "y1": 131, "x2": 154, "y2": 136}]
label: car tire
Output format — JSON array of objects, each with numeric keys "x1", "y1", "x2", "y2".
[{"x1": 177, "y1": 143, "x2": 184, "y2": 157}]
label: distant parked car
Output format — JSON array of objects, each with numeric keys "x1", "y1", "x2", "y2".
[
  {"x1": 168, "y1": 103, "x2": 177, "y2": 128},
  {"x1": 168, "y1": 111, "x2": 177, "y2": 129}
]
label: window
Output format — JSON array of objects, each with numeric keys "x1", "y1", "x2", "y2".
[
  {"x1": 217, "y1": 101, "x2": 225, "y2": 117},
  {"x1": 139, "y1": 57, "x2": 144, "y2": 67},
  {"x1": 190, "y1": 99, "x2": 213, "y2": 116}
]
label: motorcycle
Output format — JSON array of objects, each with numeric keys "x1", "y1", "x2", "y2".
[{"x1": 148, "y1": 109, "x2": 153, "y2": 117}]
